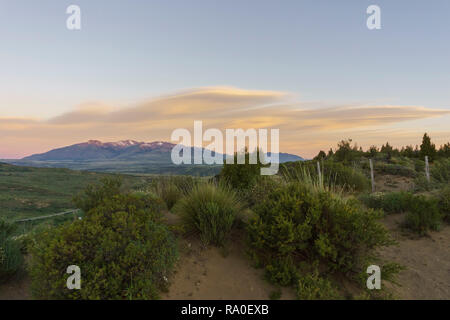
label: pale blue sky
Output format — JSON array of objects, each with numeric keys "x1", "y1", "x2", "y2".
[
  {"x1": 1, "y1": 0, "x2": 449, "y2": 118},
  {"x1": 0, "y1": 1, "x2": 449, "y2": 159}
]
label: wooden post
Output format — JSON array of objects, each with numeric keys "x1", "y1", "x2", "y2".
[
  {"x1": 317, "y1": 161, "x2": 322, "y2": 185},
  {"x1": 425, "y1": 156, "x2": 430, "y2": 183},
  {"x1": 369, "y1": 159, "x2": 375, "y2": 193}
]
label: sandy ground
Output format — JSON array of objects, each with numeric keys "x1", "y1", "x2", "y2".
[
  {"x1": 0, "y1": 273, "x2": 30, "y2": 300},
  {"x1": 376, "y1": 174, "x2": 414, "y2": 192},
  {"x1": 162, "y1": 231, "x2": 296, "y2": 300},
  {"x1": 379, "y1": 213, "x2": 450, "y2": 299}
]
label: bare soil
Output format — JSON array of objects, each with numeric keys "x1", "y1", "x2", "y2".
[
  {"x1": 0, "y1": 273, "x2": 31, "y2": 300},
  {"x1": 162, "y1": 230, "x2": 296, "y2": 300},
  {"x1": 379, "y1": 213, "x2": 450, "y2": 299},
  {"x1": 376, "y1": 174, "x2": 414, "y2": 192}
]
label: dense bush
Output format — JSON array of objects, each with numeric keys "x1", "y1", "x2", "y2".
[
  {"x1": 174, "y1": 183, "x2": 241, "y2": 246},
  {"x1": 431, "y1": 158, "x2": 450, "y2": 184},
  {"x1": 375, "y1": 163, "x2": 416, "y2": 177},
  {"x1": 220, "y1": 149, "x2": 263, "y2": 191},
  {"x1": 29, "y1": 183, "x2": 177, "y2": 299},
  {"x1": 438, "y1": 187, "x2": 450, "y2": 223},
  {"x1": 359, "y1": 192, "x2": 413, "y2": 214},
  {"x1": 242, "y1": 176, "x2": 281, "y2": 208},
  {"x1": 296, "y1": 272, "x2": 341, "y2": 300},
  {"x1": 403, "y1": 195, "x2": 442, "y2": 235},
  {"x1": 247, "y1": 182, "x2": 392, "y2": 286},
  {"x1": 73, "y1": 176, "x2": 122, "y2": 213},
  {"x1": 0, "y1": 219, "x2": 24, "y2": 283}
]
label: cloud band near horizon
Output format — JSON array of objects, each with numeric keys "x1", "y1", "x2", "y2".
[{"x1": 1, "y1": 87, "x2": 449, "y2": 159}]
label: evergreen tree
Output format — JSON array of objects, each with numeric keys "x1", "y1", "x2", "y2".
[{"x1": 420, "y1": 133, "x2": 436, "y2": 161}]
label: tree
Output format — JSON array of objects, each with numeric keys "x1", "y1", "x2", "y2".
[
  {"x1": 314, "y1": 150, "x2": 327, "y2": 160},
  {"x1": 420, "y1": 133, "x2": 436, "y2": 161},
  {"x1": 334, "y1": 139, "x2": 359, "y2": 163},
  {"x1": 368, "y1": 145, "x2": 378, "y2": 158}
]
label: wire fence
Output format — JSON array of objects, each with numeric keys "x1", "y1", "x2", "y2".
[{"x1": 14, "y1": 209, "x2": 81, "y2": 223}]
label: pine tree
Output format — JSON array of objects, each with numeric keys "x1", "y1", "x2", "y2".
[{"x1": 420, "y1": 133, "x2": 436, "y2": 161}]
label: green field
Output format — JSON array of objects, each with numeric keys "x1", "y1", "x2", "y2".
[{"x1": 0, "y1": 162, "x2": 150, "y2": 222}]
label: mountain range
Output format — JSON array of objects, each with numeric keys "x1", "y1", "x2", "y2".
[{"x1": 5, "y1": 140, "x2": 303, "y2": 176}]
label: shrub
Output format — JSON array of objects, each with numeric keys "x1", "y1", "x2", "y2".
[
  {"x1": 375, "y1": 163, "x2": 416, "y2": 177},
  {"x1": 132, "y1": 191, "x2": 166, "y2": 214},
  {"x1": 73, "y1": 177, "x2": 122, "y2": 213},
  {"x1": 220, "y1": 149, "x2": 263, "y2": 191},
  {"x1": 359, "y1": 192, "x2": 413, "y2": 214},
  {"x1": 0, "y1": 219, "x2": 24, "y2": 283},
  {"x1": 414, "y1": 159, "x2": 425, "y2": 173},
  {"x1": 247, "y1": 182, "x2": 392, "y2": 286},
  {"x1": 403, "y1": 195, "x2": 442, "y2": 235},
  {"x1": 296, "y1": 272, "x2": 341, "y2": 300},
  {"x1": 242, "y1": 176, "x2": 281, "y2": 208},
  {"x1": 431, "y1": 158, "x2": 450, "y2": 184},
  {"x1": 281, "y1": 161, "x2": 370, "y2": 192},
  {"x1": 174, "y1": 183, "x2": 241, "y2": 246},
  {"x1": 28, "y1": 191, "x2": 177, "y2": 299},
  {"x1": 438, "y1": 186, "x2": 450, "y2": 223}
]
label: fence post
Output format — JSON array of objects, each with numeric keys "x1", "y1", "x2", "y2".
[
  {"x1": 317, "y1": 161, "x2": 322, "y2": 185},
  {"x1": 369, "y1": 159, "x2": 375, "y2": 193},
  {"x1": 425, "y1": 156, "x2": 430, "y2": 183}
]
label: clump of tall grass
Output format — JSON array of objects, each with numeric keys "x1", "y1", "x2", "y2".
[
  {"x1": 173, "y1": 183, "x2": 241, "y2": 246},
  {"x1": 280, "y1": 162, "x2": 345, "y2": 196},
  {"x1": 149, "y1": 176, "x2": 197, "y2": 211}
]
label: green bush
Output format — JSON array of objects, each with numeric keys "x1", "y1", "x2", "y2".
[
  {"x1": 73, "y1": 176, "x2": 122, "y2": 213},
  {"x1": 174, "y1": 183, "x2": 241, "y2": 246},
  {"x1": 247, "y1": 182, "x2": 392, "y2": 286},
  {"x1": 359, "y1": 192, "x2": 413, "y2": 214},
  {"x1": 296, "y1": 272, "x2": 341, "y2": 300},
  {"x1": 220, "y1": 149, "x2": 263, "y2": 191},
  {"x1": 375, "y1": 163, "x2": 416, "y2": 177},
  {"x1": 431, "y1": 158, "x2": 450, "y2": 184},
  {"x1": 28, "y1": 191, "x2": 177, "y2": 299},
  {"x1": 403, "y1": 195, "x2": 442, "y2": 235},
  {"x1": 282, "y1": 161, "x2": 370, "y2": 192},
  {"x1": 242, "y1": 176, "x2": 281, "y2": 208},
  {"x1": 438, "y1": 186, "x2": 450, "y2": 223},
  {"x1": 0, "y1": 219, "x2": 24, "y2": 283}
]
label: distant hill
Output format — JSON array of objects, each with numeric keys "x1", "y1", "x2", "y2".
[
  {"x1": 23, "y1": 140, "x2": 175, "y2": 161},
  {"x1": 6, "y1": 140, "x2": 304, "y2": 175}
]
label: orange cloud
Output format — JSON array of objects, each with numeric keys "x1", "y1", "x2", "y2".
[{"x1": 0, "y1": 87, "x2": 449, "y2": 159}]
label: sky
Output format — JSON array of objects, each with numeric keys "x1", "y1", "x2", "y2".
[{"x1": 0, "y1": 0, "x2": 449, "y2": 159}]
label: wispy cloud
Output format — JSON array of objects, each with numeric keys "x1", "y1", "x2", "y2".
[{"x1": 0, "y1": 87, "x2": 449, "y2": 159}]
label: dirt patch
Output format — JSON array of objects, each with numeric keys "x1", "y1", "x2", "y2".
[
  {"x1": 376, "y1": 175, "x2": 414, "y2": 192},
  {"x1": 163, "y1": 231, "x2": 296, "y2": 300},
  {"x1": 379, "y1": 213, "x2": 450, "y2": 299},
  {"x1": 0, "y1": 273, "x2": 31, "y2": 300}
]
